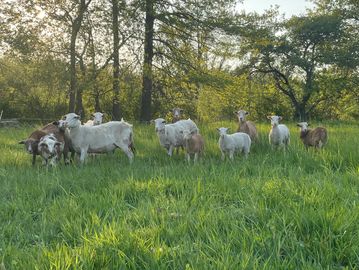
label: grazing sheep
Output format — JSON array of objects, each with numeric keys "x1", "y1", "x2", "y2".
[
  {"x1": 171, "y1": 107, "x2": 183, "y2": 123},
  {"x1": 63, "y1": 113, "x2": 134, "y2": 164},
  {"x1": 267, "y1": 115, "x2": 290, "y2": 150},
  {"x1": 182, "y1": 129, "x2": 204, "y2": 163},
  {"x1": 19, "y1": 122, "x2": 65, "y2": 165},
  {"x1": 234, "y1": 110, "x2": 258, "y2": 142},
  {"x1": 297, "y1": 122, "x2": 328, "y2": 149},
  {"x1": 153, "y1": 118, "x2": 198, "y2": 156},
  {"x1": 217, "y1": 127, "x2": 251, "y2": 160},
  {"x1": 38, "y1": 133, "x2": 64, "y2": 166},
  {"x1": 84, "y1": 112, "x2": 104, "y2": 126}
]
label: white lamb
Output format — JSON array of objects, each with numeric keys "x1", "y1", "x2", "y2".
[
  {"x1": 63, "y1": 113, "x2": 134, "y2": 164},
  {"x1": 153, "y1": 118, "x2": 198, "y2": 156},
  {"x1": 84, "y1": 112, "x2": 104, "y2": 126},
  {"x1": 267, "y1": 115, "x2": 290, "y2": 150},
  {"x1": 217, "y1": 127, "x2": 251, "y2": 160}
]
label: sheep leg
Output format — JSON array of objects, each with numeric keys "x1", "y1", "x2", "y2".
[
  {"x1": 79, "y1": 148, "x2": 88, "y2": 164},
  {"x1": 221, "y1": 150, "x2": 225, "y2": 161},
  {"x1": 229, "y1": 150, "x2": 234, "y2": 160},
  {"x1": 168, "y1": 145, "x2": 174, "y2": 157},
  {"x1": 32, "y1": 154, "x2": 36, "y2": 166},
  {"x1": 116, "y1": 143, "x2": 134, "y2": 163},
  {"x1": 186, "y1": 153, "x2": 191, "y2": 163},
  {"x1": 194, "y1": 153, "x2": 198, "y2": 162}
]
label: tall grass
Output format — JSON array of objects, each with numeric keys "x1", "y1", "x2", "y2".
[{"x1": 0, "y1": 121, "x2": 358, "y2": 269}]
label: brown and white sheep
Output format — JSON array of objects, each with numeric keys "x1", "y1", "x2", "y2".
[
  {"x1": 234, "y1": 110, "x2": 258, "y2": 142},
  {"x1": 38, "y1": 133, "x2": 64, "y2": 166},
  {"x1": 182, "y1": 129, "x2": 204, "y2": 163},
  {"x1": 19, "y1": 121, "x2": 70, "y2": 165},
  {"x1": 297, "y1": 122, "x2": 328, "y2": 149}
]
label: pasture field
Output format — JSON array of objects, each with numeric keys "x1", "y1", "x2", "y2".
[{"x1": 0, "y1": 121, "x2": 358, "y2": 269}]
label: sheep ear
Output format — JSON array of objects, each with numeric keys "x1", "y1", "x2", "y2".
[
  {"x1": 245, "y1": 111, "x2": 249, "y2": 115},
  {"x1": 279, "y1": 116, "x2": 283, "y2": 121},
  {"x1": 297, "y1": 123, "x2": 301, "y2": 127},
  {"x1": 267, "y1": 115, "x2": 272, "y2": 120},
  {"x1": 233, "y1": 111, "x2": 238, "y2": 115},
  {"x1": 18, "y1": 140, "x2": 25, "y2": 144},
  {"x1": 52, "y1": 121, "x2": 59, "y2": 126},
  {"x1": 179, "y1": 109, "x2": 184, "y2": 112}
]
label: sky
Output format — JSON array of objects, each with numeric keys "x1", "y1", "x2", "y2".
[{"x1": 239, "y1": 0, "x2": 315, "y2": 17}]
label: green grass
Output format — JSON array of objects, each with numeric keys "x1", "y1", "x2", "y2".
[{"x1": 0, "y1": 121, "x2": 358, "y2": 269}]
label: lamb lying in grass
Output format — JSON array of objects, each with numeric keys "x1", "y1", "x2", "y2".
[
  {"x1": 217, "y1": 127, "x2": 251, "y2": 160},
  {"x1": 297, "y1": 122, "x2": 328, "y2": 150},
  {"x1": 182, "y1": 129, "x2": 204, "y2": 163}
]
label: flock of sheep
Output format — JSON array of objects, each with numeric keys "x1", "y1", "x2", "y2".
[{"x1": 18, "y1": 107, "x2": 328, "y2": 166}]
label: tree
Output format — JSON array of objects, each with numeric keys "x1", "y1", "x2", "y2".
[{"x1": 236, "y1": 12, "x2": 346, "y2": 120}]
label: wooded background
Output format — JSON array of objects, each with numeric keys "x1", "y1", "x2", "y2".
[{"x1": 0, "y1": 0, "x2": 358, "y2": 122}]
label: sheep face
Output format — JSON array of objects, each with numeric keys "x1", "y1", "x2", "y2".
[
  {"x1": 235, "y1": 110, "x2": 248, "y2": 122},
  {"x1": 38, "y1": 134, "x2": 61, "y2": 159},
  {"x1": 267, "y1": 115, "x2": 282, "y2": 126},
  {"x1": 19, "y1": 139, "x2": 38, "y2": 154},
  {"x1": 297, "y1": 122, "x2": 309, "y2": 132},
  {"x1": 217, "y1": 127, "x2": 229, "y2": 137},
  {"x1": 56, "y1": 119, "x2": 67, "y2": 131},
  {"x1": 63, "y1": 113, "x2": 81, "y2": 128},
  {"x1": 172, "y1": 108, "x2": 183, "y2": 118},
  {"x1": 153, "y1": 118, "x2": 166, "y2": 132},
  {"x1": 92, "y1": 112, "x2": 104, "y2": 125}
]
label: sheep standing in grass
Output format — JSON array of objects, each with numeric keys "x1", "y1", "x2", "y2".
[
  {"x1": 182, "y1": 129, "x2": 204, "y2": 163},
  {"x1": 267, "y1": 115, "x2": 290, "y2": 150},
  {"x1": 19, "y1": 122, "x2": 69, "y2": 165},
  {"x1": 38, "y1": 134, "x2": 64, "y2": 166},
  {"x1": 297, "y1": 122, "x2": 328, "y2": 150},
  {"x1": 153, "y1": 118, "x2": 198, "y2": 156},
  {"x1": 217, "y1": 127, "x2": 251, "y2": 160},
  {"x1": 84, "y1": 112, "x2": 104, "y2": 126},
  {"x1": 63, "y1": 113, "x2": 134, "y2": 164},
  {"x1": 234, "y1": 110, "x2": 258, "y2": 142}
]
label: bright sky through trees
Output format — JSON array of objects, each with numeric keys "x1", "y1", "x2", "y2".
[{"x1": 240, "y1": 0, "x2": 314, "y2": 17}]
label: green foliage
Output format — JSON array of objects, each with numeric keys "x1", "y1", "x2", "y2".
[{"x1": 1, "y1": 122, "x2": 359, "y2": 269}]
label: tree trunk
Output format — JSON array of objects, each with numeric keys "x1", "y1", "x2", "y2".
[
  {"x1": 140, "y1": 0, "x2": 154, "y2": 122},
  {"x1": 69, "y1": 30, "x2": 78, "y2": 113},
  {"x1": 68, "y1": 0, "x2": 90, "y2": 113},
  {"x1": 294, "y1": 103, "x2": 308, "y2": 121},
  {"x1": 112, "y1": 0, "x2": 121, "y2": 120},
  {"x1": 76, "y1": 56, "x2": 86, "y2": 118}
]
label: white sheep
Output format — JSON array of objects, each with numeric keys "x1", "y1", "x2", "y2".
[
  {"x1": 267, "y1": 115, "x2": 290, "y2": 150},
  {"x1": 182, "y1": 129, "x2": 204, "y2": 163},
  {"x1": 217, "y1": 127, "x2": 251, "y2": 160},
  {"x1": 297, "y1": 122, "x2": 328, "y2": 149},
  {"x1": 63, "y1": 113, "x2": 134, "y2": 164},
  {"x1": 234, "y1": 110, "x2": 258, "y2": 142},
  {"x1": 153, "y1": 118, "x2": 198, "y2": 156},
  {"x1": 84, "y1": 112, "x2": 104, "y2": 126},
  {"x1": 38, "y1": 133, "x2": 64, "y2": 166}
]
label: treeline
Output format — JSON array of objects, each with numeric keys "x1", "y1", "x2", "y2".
[{"x1": 0, "y1": 0, "x2": 358, "y2": 122}]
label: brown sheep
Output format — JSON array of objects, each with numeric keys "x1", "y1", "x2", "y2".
[
  {"x1": 297, "y1": 122, "x2": 328, "y2": 149},
  {"x1": 182, "y1": 129, "x2": 204, "y2": 163},
  {"x1": 234, "y1": 110, "x2": 258, "y2": 143}
]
